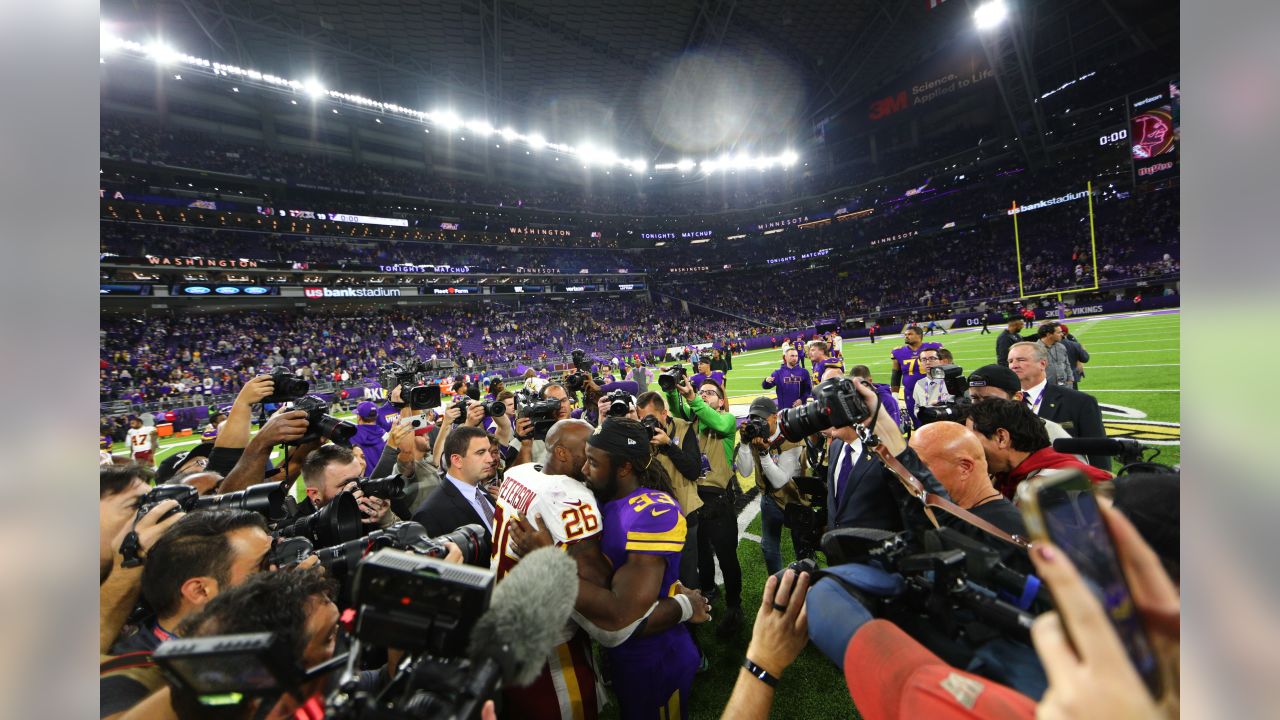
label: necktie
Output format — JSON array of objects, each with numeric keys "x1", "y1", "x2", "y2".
[
  {"x1": 835, "y1": 444, "x2": 856, "y2": 507},
  {"x1": 475, "y1": 487, "x2": 495, "y2": 528}
]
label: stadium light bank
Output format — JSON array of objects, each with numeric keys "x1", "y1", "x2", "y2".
[{"x1": 99, "y1": 24, "x2": 799, "y2": 178}]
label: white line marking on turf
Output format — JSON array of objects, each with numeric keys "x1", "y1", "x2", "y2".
[
  {"x1": 1085, "y1": 363, "x2": 1181, "y2": 368},
  {"x1": 1084, "y1": 389, "x2": 1180, "y2": 392}
]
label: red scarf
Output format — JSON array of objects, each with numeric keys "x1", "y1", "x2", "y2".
[{"x1": 996, "y1": 447, "x2": 1113, "y2": 498}]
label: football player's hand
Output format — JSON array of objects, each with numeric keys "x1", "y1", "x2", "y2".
[
  {"x1": 509, "y1": 512, "x2": 554, "y2": 556},
  {"x1": 675, "y1": 582, "x2": 712, "y2": 624}
]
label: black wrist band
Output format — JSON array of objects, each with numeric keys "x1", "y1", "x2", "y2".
[{"x1": 742, "y1": 657, "x2": 779, "y2": 687}]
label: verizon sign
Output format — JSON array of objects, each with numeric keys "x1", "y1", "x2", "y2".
[{"x1": 304, "y1": 287, "x2": 403, "y2": 299}]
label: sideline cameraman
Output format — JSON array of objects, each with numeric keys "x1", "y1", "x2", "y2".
[
  {"x1": 911, "y1": 348, "x2": 954, "y2": 411},
  {"x1": 300, "y1": 445, "x2": 394, "y2": 528},
  {"x1": 513, "y1": 382, "x2": 574, "y2": 467},
  {"x1": 733, "y1": 397, "x2": 812, "y2": 576},
  {"x1": 666, "y1": 377, "x2": 744, "y2": 637},
  {"x1": 636, "y1": 391, "x2": 705, "y2": 589},
  {"x1": 100, "y1": 510, "x2": 276, "y2": 718}
]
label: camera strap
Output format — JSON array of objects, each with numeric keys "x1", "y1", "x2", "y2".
[{"x1": 863, "y1": 431, "x2": 1031, "y2": 550}]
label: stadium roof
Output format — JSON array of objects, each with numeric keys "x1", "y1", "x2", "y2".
[{"x1": 103, "y1": 0, "x2": 1176, "y2": 160}]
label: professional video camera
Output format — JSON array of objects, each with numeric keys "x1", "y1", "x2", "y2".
[
  {"x1": 819, "y1": 527, "x2": 1039, "y2": 646},
  {"x1": 778, "y1": 377, "x2": 872, "y2": 441},
  {"x1": 290, "y1": 395, "x2": 357, "y2": 445},
  {"x1": 324, "y1": 546, "x2": 579, "y2": 720},
  {"x1": 604, "y1": 389, "x2": 634, "y2": 418},
  {"x1": 136, "y1": 481, "x2": 288, "y2": 523},
  {"x1": 656, "y1": 364, "x2": 688, "y2": 393},
  {"x1": 382, "y1": 359, "x2": 454, "y2": 410},
  {"x1": 510, "y1": 389, "x2": 559, "y2": 441},
  {"x1": 739, "y1": 415, "x2": 771, "y2": 443},
  {"x1": 915, "y1": 364, "x2": 972, "y2": 426},
  {"x1": 570, "y1": 348, "x2": 593, "y2": 372},
  {"x1": 263, "y1": 366, "x2": 310, "y2": 404},
  {"x1": 153, "y1": 631, "x2": 346, "y2": 712}
]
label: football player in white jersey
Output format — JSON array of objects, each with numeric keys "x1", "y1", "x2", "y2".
[{"x1": 125, "y1": 417, "x2": 159, "y2": 467}]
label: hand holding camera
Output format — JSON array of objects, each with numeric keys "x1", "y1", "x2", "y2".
[
  {"x1": 252, "y1": 409, "x2": 310, "y2": 448},
  {"x1": 462, "y1": 400, "x2": 487, "y2": 427},
  {"x1": 236, "y1": 374, "x2": 276, "y2": 406},
  {"x1": 113, "y1": 499, "x2": 185, "y2": 566}
]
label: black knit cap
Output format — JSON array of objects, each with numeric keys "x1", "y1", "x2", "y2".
[{"x1": 588, "y1": 417, "x2": 653, "y2": 468}]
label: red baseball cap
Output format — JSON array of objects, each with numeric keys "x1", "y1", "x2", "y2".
[{"x1": 843, "y1": 620, "x2": 1036, "y2": 720}]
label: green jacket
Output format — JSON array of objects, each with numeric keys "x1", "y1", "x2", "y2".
[{"x1": 665, "y1": 388, "x2": 736, "y2": 469}]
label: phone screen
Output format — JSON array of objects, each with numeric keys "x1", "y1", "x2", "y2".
[{"x1": 1036, "y1": 485, "x2": 1163, "y2": 695}]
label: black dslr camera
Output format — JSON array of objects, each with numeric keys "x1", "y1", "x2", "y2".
[
  {"x1": 916, "y1": 365, "x2": 972, "y2": 426},
  {"x1": 263, "y1": 366, "x2": 310, "y2": 404},
  {"x1": 657, "y1": 364, "x2": 688, "y2": 393},
  {"x1": 640, "y1": 415, "x2": 663, "y2": 440},
  {"x1": 454, "y1": 395, "x2": 507, "y2": 418},
  {"x1": 281, "y1": 521, "x2": 490, "y2": 586},
  {"x1": 604, "y1": 389, "x2": 634, "y2": 418},
  {"x1": 740, "y1": 415, "x2": 771, "y2": 443},
  {"x1": 291, "y1": 395, "x2": 357, "y2": 445},
  {"x1": 136, "y1": 481, "x2": 289, "y2": 523},
  {"x1": 779, "y1": 377, "x2": 872, "y2": 441},
  {"x1": 517, "y1": 390, "x2": 563, "y2": 442}
]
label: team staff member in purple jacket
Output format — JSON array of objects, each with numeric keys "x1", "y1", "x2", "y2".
[
  {"x1": 349, "y1": 402, "x2": 388, "y2": 477},
  {"x1": 762, "y1": 347, "x2": 812, "y2": 409}
]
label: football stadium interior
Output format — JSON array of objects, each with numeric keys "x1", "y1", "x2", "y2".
[{"x1": 99, "y1": 0, "x2": 1180, "y2": 718}]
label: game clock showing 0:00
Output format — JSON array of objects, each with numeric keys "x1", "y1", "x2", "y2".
[{"x1": 1098, "y1": 129, "x2": 1128, "y2": 145}]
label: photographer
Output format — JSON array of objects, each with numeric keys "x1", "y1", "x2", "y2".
[
  {"x1": 666, "y1": 377, "x2": 744, "y2": 638},
  {"x1": 911, "y1": 347, "x2": 953, "y2": 411},
  {"x1": 733, "y1": 397, "x2": 813, "y2": 576},
  {"x1": 100, "y1": 465, "x2": 158, "y2": 583},
  {"x1": 761, "y1": 347, "x2": 811, "y2": 410},
  {"x1": 100, "y1": 510, "x2": 276, "y2": 718},
  {"x1": 431, "y1": 396, "x2": 488, "y2": 470},
  {"x1": 636, "y1": 391, "x2": 705, "y2": 589},
  {"x1": 964, "y1": 398, "x2": 1112, "y2": 500},
  {"x1": 300, "y1": 444, "x2": 394, "y2": 528},
  {"x1": 512, "y1": 382, "x2": 573, "y2": 467}
]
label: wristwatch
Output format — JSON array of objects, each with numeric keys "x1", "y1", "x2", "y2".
[{"x1": 742, "y1": 657, "x2": 779, "y2": 687}]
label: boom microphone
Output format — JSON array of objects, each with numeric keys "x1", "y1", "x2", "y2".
[
  {"x1": 1052, "y1": 437, "x2": 1145, "y2": 456},
  {"x1": 466, "y1": 545, "x2": 579, "y2": 688}
]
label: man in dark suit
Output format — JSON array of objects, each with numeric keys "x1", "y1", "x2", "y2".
[
  {"x1": 1007, "y1": 341, "x2": 1110, "y2": 471},
  {"x1": 819, "y1": 378, "x2": 950, "y2": 532},
  {"x1": 411, "y1": 425, "x2": 496, "y2": 566}
]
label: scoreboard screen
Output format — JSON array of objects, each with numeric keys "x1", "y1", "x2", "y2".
[{"x1": 1130, "y1": 79, "x2": 1180, "y2": 183}]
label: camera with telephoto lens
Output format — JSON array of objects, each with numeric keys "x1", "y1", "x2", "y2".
[
  {"x1": 570, "y1": 348, "x2": 593, "y2": 372},
  {"x1": 605, "y1": 389, "x2": 634, "y2": 418},
  {"x1": 263, "y1": 366, "x2": 310, "y2": 404},
  {"x1": 136, "y1": 481, "x2": 289, "y2": 524},
  {"x1": 310, "y1": 521, "x2": 489, "y2": 586},
  {"x1": 740, "y1": 415, "x2": 772, "y2": 443},
  {"x1": 657, "y1": 364, "x2": 688, "y2": 393},
  {"x1": 272, "y1": 491, "x2": 364, "y2": 549},
  {"x1": 406, "y1": 384, "x2": 442, "y2": 411},
  {"x1": 454, "y1": 395, "x2": 507, "y2": 418},
  {"x1": 563, "y1": 370, "x2": 600, "y2": 394},
  {"x1": 779, "y1": 377, "x2": 871, "y2": 441},
  {"x1": 356, "y1": 474, "x2": 406, "y2": 501},
  {"x1": 916, "y1": 364, "x2": 972, "y2": 426},
  {"x1": 289, "y1": 395, "x2": 357, "y2": 445}
]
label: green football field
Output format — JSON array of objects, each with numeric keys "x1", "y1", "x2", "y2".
[{"x1": 111, "y1": 311, "x2": 1179, "y2": 719}]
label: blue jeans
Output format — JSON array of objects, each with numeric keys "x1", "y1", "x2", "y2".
[{"x1": 760, "y1": 496, "x2": 786, "y2": 576}]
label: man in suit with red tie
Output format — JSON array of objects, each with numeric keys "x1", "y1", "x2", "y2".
[{"x1": 412, "y1": 425, "x2": 497, "y2": 566}]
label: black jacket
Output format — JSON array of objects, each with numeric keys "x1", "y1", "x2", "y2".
[
  {"x1": 995, "y1": 330, "x2": 1027, "y2": 366},
  {"x1": 410, "y1": 478, "x2": 494, "y2": 567},
  {"x1": 1037, "y1": 385, "x2": 1110, "y2": 471}
]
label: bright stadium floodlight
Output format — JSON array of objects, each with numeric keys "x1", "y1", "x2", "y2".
[
  {"x1": 974, "y1": 0, "x2": 1009, "y2": 30},
  {"x1": 145, "y1": 41, "x2": 180, "y2": 66},
  {"x1": 780, "y1": 150, "x2": 799, "y2": 167},
  {"x1": 467, "y1": 120, "x2": 495, "y2": 136},
  {"x1": 432, "y1": 111, "x2": 462, "y2": 130},
  {"x1": 630, "y1": 159, "x2": 648, "y2": 173},
  {"x1": 526, "y1": 133, "x2": 546, "y2": 150},
  {"x1": 675, "y1": 159, "x2": 695, "y2": 172},
  {"x1": 302, "y1": 78, "x2": 327, "y2": 99}
]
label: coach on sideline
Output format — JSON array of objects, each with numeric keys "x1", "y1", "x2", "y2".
[{"x1": 1006, "y1": 343, "x2": 1110, "y2": 470}]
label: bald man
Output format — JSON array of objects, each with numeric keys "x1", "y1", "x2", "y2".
[{"x1": 909, "y1": 421, "x2": 1027, "y2": 539}]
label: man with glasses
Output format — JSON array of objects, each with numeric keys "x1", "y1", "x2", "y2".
[
  {"x1": 910, "y1": 348, "x2": 954, "y2": 412},
  {"x1": 665, "y1": 376, "x2": 745, "y2": 639}
]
